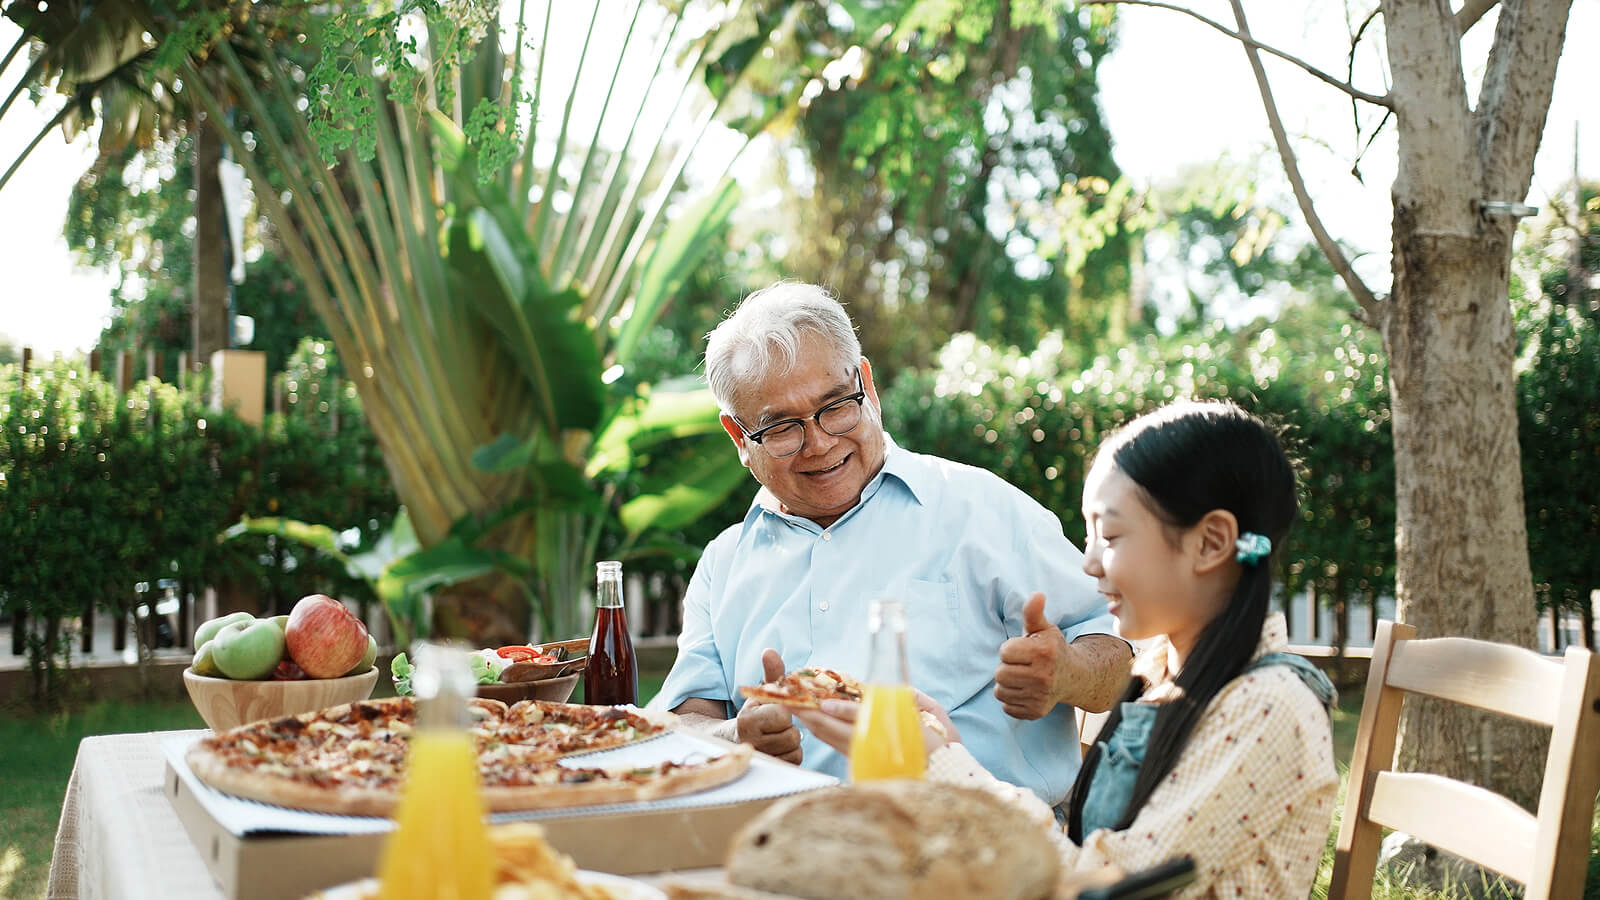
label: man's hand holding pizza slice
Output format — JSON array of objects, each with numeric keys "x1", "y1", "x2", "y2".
[
  {"x1": 740, "y1": 653, "x2": 961, "y2": 760},
  {"x1": 735, "y1": 648, "x2": 805, "y2": 765}
]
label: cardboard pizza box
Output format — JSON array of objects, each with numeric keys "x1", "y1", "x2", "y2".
[{"x1": 163, "y1": 730, "x2": 836, "y2": 900}]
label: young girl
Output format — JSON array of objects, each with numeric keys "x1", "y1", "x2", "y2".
[{"x1": 797, "y1": 400, "x2": 1339, "y2": 897}]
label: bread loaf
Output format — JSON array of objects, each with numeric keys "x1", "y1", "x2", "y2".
[{"x1": 725, "y1": 780, "x2": 1059, "y2": 900}]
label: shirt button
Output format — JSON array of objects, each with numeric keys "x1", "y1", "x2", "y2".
[
  {"x1": 819, "y1": 601, "x2": 830, "y2": 611},
  {"x1": 822, "y1": 531, "x2": 831, "y2": 541}
]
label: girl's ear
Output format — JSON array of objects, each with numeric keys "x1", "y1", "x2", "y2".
[{"x1": 1192, "y1": 509, "x2": 1240, "y2": 574}]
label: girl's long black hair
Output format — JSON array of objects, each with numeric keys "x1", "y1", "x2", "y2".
[{"x1": 1064, "y1": 400, "x2": 1298, "y2": 842}]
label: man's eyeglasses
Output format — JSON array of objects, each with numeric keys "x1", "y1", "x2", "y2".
[{"x1": 730, "y1": 370, "x2": 867, "y2": 459}]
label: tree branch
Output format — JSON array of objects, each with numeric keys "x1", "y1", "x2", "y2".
[
  {"x1": 1082, "y1": 0, "x2": 1392, "y2": 109},
  {"x1": 1474, "y1": 0, "x2": 1573, "y2": 201},
  {"x1": 0, "y1": 99, "x2": 72, "y2": 194},
  {"x1": 1347, "y1": 7, "x2": 1384, "y2": 151},
  {"x1": 1455, "y1": 0, "x2": 1499, "y2": 36},
  {"x1": 1224, "y1": 0, "x2": 1382, "y2": 320}
]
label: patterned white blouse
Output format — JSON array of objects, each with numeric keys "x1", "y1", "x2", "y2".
[{"x1": 927, "y1": 613, "x2": 1338, "y2": 898}]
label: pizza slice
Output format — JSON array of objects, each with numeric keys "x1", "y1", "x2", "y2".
[
  {"x1": 486, "y1": 700, "x2": 670, "y2": 761},
  {"x1": 738, "y1": 666, "x2": 864, "y2": 709}
]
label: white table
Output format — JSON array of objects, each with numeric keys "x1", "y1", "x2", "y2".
[
  {"x1": 47, "y1": 730, "x2": 726, "y2": 899},
  {"x1": 49, "y1": 731, "x2": 225, "y2": 900}
]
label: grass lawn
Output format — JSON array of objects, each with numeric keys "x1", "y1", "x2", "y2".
[
  {"x1": 0, "y1": 698, "x2": 205, "y2": 900},
  {"x1": 3, "y1": 678, "x2": 1593, "y2": 899}
]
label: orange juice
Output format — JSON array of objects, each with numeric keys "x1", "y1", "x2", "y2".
[
  {"x1": 376, "y1": 729, "x2": 494, "y2": 900},
  {"x1": 849, "y1": 682, "x2": 926, "y2": 781}
]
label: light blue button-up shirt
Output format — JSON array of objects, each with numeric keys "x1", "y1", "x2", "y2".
[{"x1": 651, "y1": 435, "x2": 1115, "y2": 805}]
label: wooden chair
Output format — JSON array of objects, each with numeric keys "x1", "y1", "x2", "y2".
[
  {"x1": 1076, "y1": 706, "x2": 1111, "y2": 759},
  {"x1": 1329, "y1": 619, "x2": 1600, "y2": 899}
]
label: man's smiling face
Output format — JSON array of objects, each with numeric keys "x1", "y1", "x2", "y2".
[{"x1": 719, "y1": 332, "x2": 886, "y2": 529}]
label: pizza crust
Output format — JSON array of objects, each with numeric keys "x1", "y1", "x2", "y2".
[
  {"x1": 481, "y1": 744, "x2": 753, "y2": 812},
  {"x1": 185, "y1": 746, "x2": 404, "y2": 817}
]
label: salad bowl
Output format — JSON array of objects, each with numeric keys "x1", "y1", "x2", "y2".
[
  {"x1": 475, "y1": 672, "x2": 580, "y2": 704},
  {"x1": 390, "y1": 639, "x2": 587, "y2": 704}
]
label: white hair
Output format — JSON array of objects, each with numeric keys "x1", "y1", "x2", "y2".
[{"x1": 705, "y1": 282, "x2": 862, "y2": 415}]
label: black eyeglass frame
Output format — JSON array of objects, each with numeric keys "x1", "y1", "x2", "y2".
[{"x1": 729, "y1": 369, "x2": 867, "y2": 459}]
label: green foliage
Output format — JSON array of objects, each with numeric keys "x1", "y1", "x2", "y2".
[
  {"x1": 881, "y1": 305, "x2": 1397, "y2": 630},
  {"x1": 1513, "y1": 184, "x2": 1600, "y2": 640},
  {"x1": 305, "y1": 0, "x2": 506, "y2": 166},
  {"x1": 1516, "y1": 296, "x2": 1600, "y2": 622},
  {"x1": 66, "y1": 131, "x2": 331, "y2": 376},
  {"x1": 240, "y1": 339, "x2": 399, "y2": 612},
  {"x1": 881, "y1": 266, "x2": 1596, "y2": 642},
  {"x1": 0, "y1": 362, "x2": 125, "y2": 700},
  {"x1": 779, "y1": 0, "x2": 1128, "y2": 370},
  {"x1": 0, "y1": 341, "x2": 396, "y2": 706}
]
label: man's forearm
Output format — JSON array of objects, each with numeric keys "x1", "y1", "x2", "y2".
[
  {"x1": 1057, "y1": 634, "x2": 1133, "y2": 713},
  {"x1": 674, "y1": 710, "x2": 739, "y2": 743}
]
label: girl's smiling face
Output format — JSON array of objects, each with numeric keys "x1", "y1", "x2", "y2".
[{"x1": 1081, "y1": 460, "x2": 1224, "y2": 656}]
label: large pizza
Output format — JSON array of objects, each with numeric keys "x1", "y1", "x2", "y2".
[{"x1": 184, "y1": 696, "x2": 751, "y2": 817}]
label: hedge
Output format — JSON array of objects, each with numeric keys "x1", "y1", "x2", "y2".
[
  {"x1": 877, "y1": 300, "x2": 1600, "y2": 650},
  {"x1": 0, "y1": 338, "x2": 396, "y2": 706}
]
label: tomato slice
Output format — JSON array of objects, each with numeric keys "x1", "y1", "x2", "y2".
[
  {"x1": 529, "y1": 654, "x2": 560, "y2": 665},
  {"x1": 495, "y1": 646, "x2": 539, "y2": 662}
]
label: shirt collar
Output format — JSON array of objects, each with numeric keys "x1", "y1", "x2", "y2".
[
  {"x1": 746, "y1": 431, "x2": 930, "y2": 523},
  {"x1": 1132, "y1": 611, "x2": 1291, "y2": 685}
]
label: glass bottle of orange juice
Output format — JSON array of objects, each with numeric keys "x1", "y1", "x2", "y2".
[
  {"x1": 849, "y1": 597, "x2": 926, "y2": 781},
  {"x1": 377, "y1": 643, "x2": 494, "y2": 900}
]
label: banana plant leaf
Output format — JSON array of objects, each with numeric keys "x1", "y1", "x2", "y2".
[
  {"x1": 589, "y1": 382, "x2": 731, "y2": 476},
  {"x1": 618, "y1": 449, "x2": 752, "y2": 537},
  {"x1": 169, "y1": 0, "x2": 809, "y2": 642}
]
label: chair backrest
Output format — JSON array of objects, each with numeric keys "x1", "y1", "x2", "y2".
[
  {"x1": 1329, "y1": 619, "x2": 1600, "y2": 899},
  {"x1": 1076, "y1": 706, "x2": 1111, "y2": 759}
]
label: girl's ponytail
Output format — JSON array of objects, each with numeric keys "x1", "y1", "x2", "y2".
[{"x1": 1063, "y1": 401, "x2": 1295, "y2": 839}]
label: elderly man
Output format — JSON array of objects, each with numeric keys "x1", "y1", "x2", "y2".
[{"x1": 651, "y1": 282, "x2": 1130, "y2": 805}]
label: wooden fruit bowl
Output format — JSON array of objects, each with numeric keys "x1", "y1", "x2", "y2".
[{"x1": 184, "y1": 667, "x2": 380, "y2": 732}]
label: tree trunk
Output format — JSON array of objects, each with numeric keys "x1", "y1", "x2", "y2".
[
  {"x1": 192, "y1": 109, "x2": 229, "y2": 371},
  {"x1": 1385, "y1": 188, "x2": 1545, "y2": 807},
  {"x1": 1382, "y1": 0, "x2": 1572, "y2": 808}
]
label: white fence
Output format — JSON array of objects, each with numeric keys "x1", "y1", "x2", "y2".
[{"x1": 1283, "y1": 590, "x2": 1597, "y2": 654}]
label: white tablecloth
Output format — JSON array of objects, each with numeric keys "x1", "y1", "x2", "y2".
[
  {"x1": 46, "y1": 730, "x2": 730, "y2": 899},
  {"x1": 48, "y1": 730, "x2": 225, "y2": 900}
]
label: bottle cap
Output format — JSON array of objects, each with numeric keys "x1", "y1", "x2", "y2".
[
  {"x1": 411, "y1": 642, "x2": 476, "y2": 729},
  {"x1": 868, "y1": 596, "x2": 906, "y2": 632}
]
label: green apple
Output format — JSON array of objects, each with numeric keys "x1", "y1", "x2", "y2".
[
  {"x1": 270, "y1": 614, "x2": 290, "y2": 633},
  {"x1": 192, "y1": 641, "x2": 223, "y2": 677},
  {"x1": 210, "y1": 618, "x2": 287, "y2": 680},
  {"x1": 193, "y1": 611, "x2": 254, "y2": 650},
  {"x1": 344, "y1": 634, "x2": 379, "y2": 677}
]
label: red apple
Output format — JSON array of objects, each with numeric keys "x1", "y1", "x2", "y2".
[{"x1": 284, "y1": 594, "x2": 370, "y2": 678}]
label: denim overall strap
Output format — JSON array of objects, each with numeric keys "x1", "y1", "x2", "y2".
[
  {"x1": 1245, "y1": 652, "x2": 1338, "y2": 711},
  {"x1": 1078, "y1": 701, "x2": 1159, "y2": 836},
  {"x1": 1076, "y1": 654, "x2": 1336, "y2": 836}
]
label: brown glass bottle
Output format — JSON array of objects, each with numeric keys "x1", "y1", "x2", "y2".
[{"x1": 585, "y1": 560, "x2": 637, "y2": 705}]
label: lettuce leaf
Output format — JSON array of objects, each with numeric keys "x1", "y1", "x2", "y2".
[{"x1": 390, "y1": 652, "x2": 414, "y2": 697}]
